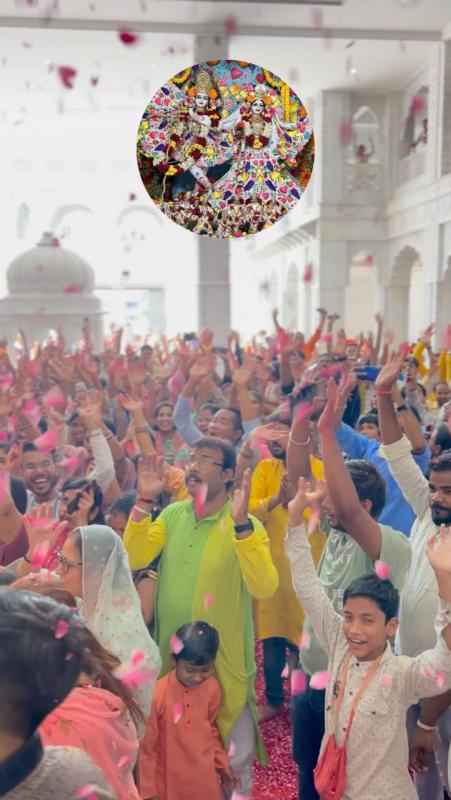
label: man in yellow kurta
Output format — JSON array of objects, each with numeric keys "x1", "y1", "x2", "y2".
[
  {"x1": 124, "y1": 437, "x2": 278, "y2": 798},
  {"x1": 249, "y1": 422, "x2": 326, "y2": 723}
]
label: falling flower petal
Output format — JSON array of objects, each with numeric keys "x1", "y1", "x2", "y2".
[
  {"x1": 299, "y1": 630, "x2": 311, "y2": 650},
  {"x1": 57, "y1": 65, "x2": 77, "y2": 89},
  {"x1": 90, "y1": 75, "x2": 99, "y2": 86},
  {"x1": 294, "y1": 402, "x2": 312, "y2": 424},
  {"x1": 63, "y1": 283, "x2": 84, "y2": 294},
  {"x1": 170, "y1": 634, "x2": 184, "y2": 655},
  {"x1": 54, "y1": 619, "x2": 69, "y2": 639},
  {"x1": 380, "y1": 674, "x2": 393, "y2": 688},
  {"x1": 131, "y1": 649, "x2": 145, "y2": 667},
  {"x1": 437, "y1": 671, "x2": 445, "y2": 688},
  {"x1": 61, "y1": 455, "x2": 80, "y2": 471},
  {"x1": 0, "y1": 374, "x2": 14, "y2": 389},
  {"x1": 118, "y1": 28, "x2": 140, "y2": 45},
  {"x1": 410, "y1": 92, "x2": 426, "y2": 117},
  {"x1": 399, "y1": 341, "x2": 411, "y2": 359},
  {"x1": 310, "y1": 670, "x2": 330, "y2": 690},
  {"x1": 124, "y1": 440, "x2": 139, "y2": 457},
  {"x1": 228, "y1": 741, "x2": 236, "y2": 758},
  {"x1": 203, "y1": 593, "x2": 215, "y2": 610},
  {"x1": 173, "y1": 702, "x2": 183, "y2": 723},
  {"x1": 311, "y1": 8, "x2": 323, "y2": 27},
  {"x1": 303, "y1": 263, "x2": 313, "y2": 283},
  {"x1": 224, "y1": 15, "x2": 239, "y2": 35},
  {"x1": 375, "y1": 560, "x2": 390, "y2": 580},
  {"x1": 365, "y1": 254, "x2": 374, "y2": 266},
  {"x1": 340, "y1": 118, "x2": 353, "y2": 147},
  {"x1": 76, "y1": 787, "x2": 99, "y2": 800},
  {"x1": 43, "y1": 386, "x2": 65, "y2": 409},
  {"x1": 65, "y1": 652, "x2": 74, "y2": 661},
  {"x1": 114, "y1": 662, "x2": 157, "y2": 689},
  {"x1": 117, "y1": 755, "x2": 132, "y2": 769},
  {"x1": 194, "y1": 482, "x2": 208, "y2": 516},
  {"x1": 129, "y1": 192, "x2": 136, "y2": 201},
  {"x1": 281, "y1": 664, "x2": 290, "y2": 679},
  {"x1": 34, "y1": 428, "x2": 59, "y2": 452},
  {"x1": 291, "y1": 669, "x2": 307, "y2": 695}
]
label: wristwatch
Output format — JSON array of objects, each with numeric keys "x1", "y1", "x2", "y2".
[
  {"x1": 396, "y1": 404, "x2": 408, "y2": 413},
  {"x1": 234, "y1": 519, "x2": 254, "y2": 534}
]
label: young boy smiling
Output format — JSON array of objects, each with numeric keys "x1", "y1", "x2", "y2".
[{"x1": 286, "y1": 471, "x2": 451, "y2": 800}]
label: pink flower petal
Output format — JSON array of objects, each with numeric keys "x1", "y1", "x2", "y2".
[
  {"x1": 375, "y1": 560, "x2": 390, "y2": 580},
  {"x1": 224, "y1": 15, "x2": 239, "y2": 34},
  {"x1": 303, "y1": 263, "x2": 313, "y2": 283},
  {"x1": 364, "y1": 254, "x2": 374, "y2": 266},
  {"x1": 57, "y1": 65, "x2": 77, "y2": 89},
  {"x1": 118, "y1": 28, "x2": 140, "y2": 45},
  {"x1": 294, "y1": 402, "x2": 312, "y2": 424},
  {"x1": 54, "y1": 619, "x2": 69, "y2": 639},
  {"x1": 340, "y1": 118, "x2": 353, "y2": 147},
  {"x1": 203, "y1": 593, "x2": 215, "y2": 609},
  {"x1": 65, "y1": 652, "x2": 74, "y2": 661},
  {"x1": 131, "y1": 649, "x2": 145, "y2": 667},
  {"x1": 194, "y1": 482, "x2": 208, "y2": 516},
  {"x1": 281, "y1": 664, "x2": 290, "y2": 679},
  {"x1": 299, "y1": 630, "x2": 311, "y2": 650},
  {"x1": 380, "y1": 674, "x2": 393, "y2": 688},
  {"x1": 114, "y1": 663, "x2": 157, "y2": 689},
  {"x1": 410, "y1": 92, "x2": 426, "y2": 117},
  {"x1": 76, "y1": 787, "x2": 99, "y2": 800},
  {"x1": 61, "y1": 455, "x2": 80, "y2": 471},
  {"x1": 63, "y1": 283, "x2": 84, "y2": 294},
  {"x1": 228, "y1": 741, "x2": 236, "y2": 758},
  {"x1": 0, "y1": 374, "x2": 14, "y2": 389},
  {"x1": 310, "y1": 670, "x2": 330, "y2": 690},
  {"x1": 129, "y1": 192, "x2": 136, "y2": 201},
  {"x1": 117, "y1": 755, "x2": 131, "y2": 769},
  {"x1": 42, "y1": 386, "x2": 65, "y2": 409},
  {"x1": 34, "y1": 429, "x2": 59, "y2": 452},
  {"x1": 437, "y1": 671, "x2": 445, "y2": 688},
  {"x1": 170, "y1": 634, "x2": 184, "y2": 655},
  {"x1": 173, "y1": 702, "x2": 183, "y2": 723},
  {"x1": 291, "y1": 669, "x2": 307, "y2": 696}
]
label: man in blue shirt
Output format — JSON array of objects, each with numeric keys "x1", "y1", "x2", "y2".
[{"x1": 336, "y1": 410, "x2": 430, "y2": 535}]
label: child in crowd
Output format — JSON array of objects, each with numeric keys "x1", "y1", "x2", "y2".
[
  {"x1": 138, "y1": 621, "x2": 238, "y2": 800},
  {"x1": 0, "y1": 589, "x2": 115, "y2": 799},
  {"x1": 285, "y1": 476, "x2": 451, "y2": 800}
]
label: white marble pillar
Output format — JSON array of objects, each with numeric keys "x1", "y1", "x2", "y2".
[{"x1": 194, "y1": 35, "x2": 231, "y2": 346}]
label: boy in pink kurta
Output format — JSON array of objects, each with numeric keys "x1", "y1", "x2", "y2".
[{"x1": 138, "y1": 621, "x2": 237, "y2": 800}]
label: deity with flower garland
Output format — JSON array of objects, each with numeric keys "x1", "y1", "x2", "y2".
[
  {"x1": 137, "y1": 60, "x2": 314, "y2": 237},
  {"x1": 138, "y1": 68, "x2": 239, "y2": 201},
  {"x1": 209, "y1": 82, "x2": 312, "y2": 234}
]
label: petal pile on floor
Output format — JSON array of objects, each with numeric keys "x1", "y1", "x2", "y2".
[{"x1": 252, "y1": 641, "x2": 298, "y2": 800}]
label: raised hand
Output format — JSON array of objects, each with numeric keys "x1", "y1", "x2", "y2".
[
  {"x1": 189, "y1": 354, "x2": 215, "y2": 382},
  {"x1": 24, "y1": 504, "x2": 67, "y2": 563},
  {"x1": 374, "y1": 353, "x2": 404, "y2": 393},
  {"x1": 77, "y1": 401, "x2": 101, "y2": 432},
  {"x1": 137, "y1": 454, "x2": 167, "y2": 500},
  {"x1": 317, "y1": 378, "x2": 339, "y2": 435},
  {"x1": 426, "y1": 525, "x2": 451, "y2": 575},
  {"x1": 232, "y1": 360, "x2": 254, "y2": 389},
  {"x1": 279, "y1": 472, "x2": 296, "y2": 507},
  {"x1": 231, "y1": 467, "x2": 251, "y2": 527},
  {"x1": 288, "y1": 477, "x2": 326, "y2": 527},
  {"x1": 118, "y1": 393, "x2": 144, "y2": 414}
]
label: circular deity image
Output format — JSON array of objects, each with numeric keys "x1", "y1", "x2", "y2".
[{"x1": 136, "y1": 60, "x2": 314, "y2": 237}]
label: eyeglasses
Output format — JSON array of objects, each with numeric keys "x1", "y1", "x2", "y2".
[
  {"x1": 56, "y1": 553, "x2": 82, "y2": 574},
  {"x1": 23, "y1": 460, "x2": 53, "y2": 472},
  {"x1": 187, "y1": 454, "x2": 224, "y2": 468}
]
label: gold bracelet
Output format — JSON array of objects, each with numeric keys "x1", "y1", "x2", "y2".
[{"x1": 289, "y1": 434, "x2": 311, "y2": 446}]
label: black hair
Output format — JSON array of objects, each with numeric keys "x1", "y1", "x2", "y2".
[
  {"x1": 22, "y1": 441, "x2": 55, "y2": 459},
  {"x1": 0, "y1": 567, "x2": 17, "y2": 587},
  {"x1": 346, "y1": 459, "x2": 386, "y2": 519},
  {"x1": 109, "y1": 490, "x2": 138, "y2": 519},
  {"x1": 194, "y1": 436, "x2": 236, "y2": 489},
  {"x1": 358, "y1": 413, "x2": 380, "y2": 430},
  {"x1": 60, "y1": 477, "x2": 105, "y2": 524},
  {"x1": 0, "y1": 590, "x2": 83, "y2": 736},
  {"x1": 430, "y1": 450, "x2": 451, "y2": 474},
  {"x1": 10, "y1": 475, "x2": 28, "y2": 515},
  {"x1": 173, "y1": 621, "x2": 219, "y2": 665},
  {"x1": 434, "y1": 381, "x2": 450, "y2": 393},
  {"x1": 401, "y1": 383, "x2": 427, "y2": 400},
  {"x1": 199, "y1": 402, "x2": 220, "y2": 416},
  {"x1": 267, "y1": 410, "x2": 293, "y2": 428},
  {"x1": 433, "y1": 426, "x2": 451, "y2": 456},
  {"x1": 343, "y1": 573, "x2": 399, "y2": 622}
]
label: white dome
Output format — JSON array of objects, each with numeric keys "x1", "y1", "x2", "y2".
[{"x1": 6, "y1": 232, "x2": 95, "y2": 295}]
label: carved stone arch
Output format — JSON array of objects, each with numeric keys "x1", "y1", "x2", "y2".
[{"x1": 50, "y1": 204, "x2": 93, "y2": 233}]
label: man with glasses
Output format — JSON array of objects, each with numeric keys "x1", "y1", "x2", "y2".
[{"x1": 124, "y1": 437, "x2": 278, "y2": 799}]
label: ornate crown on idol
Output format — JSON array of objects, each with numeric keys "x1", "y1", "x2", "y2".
[
  {"x1": 187, "y1": 69, "x2": 218, "y2": 100},
  {"x1": 246, "y1": 83, "x2": 274, "y2": 106}
]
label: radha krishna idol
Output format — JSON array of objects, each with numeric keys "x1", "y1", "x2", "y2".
[{"x1": 137, "y1": 63, "x2": 313, "y2": 236}]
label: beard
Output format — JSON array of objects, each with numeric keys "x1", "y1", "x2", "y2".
[{"x1": 431, "y1": 505, "x2": 451, "y2": 526}]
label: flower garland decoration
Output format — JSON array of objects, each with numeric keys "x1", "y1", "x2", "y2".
[
  {"x1": 263, "y1": 69, "x2": 291, "y2": 121},
  {"x1": 171, "y1": 66, "x2": 192, "y2": 85}
]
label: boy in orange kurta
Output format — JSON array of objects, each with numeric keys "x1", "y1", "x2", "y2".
[{"x1": 138, "y1": 621, "x2": 237, "y2": 800}]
